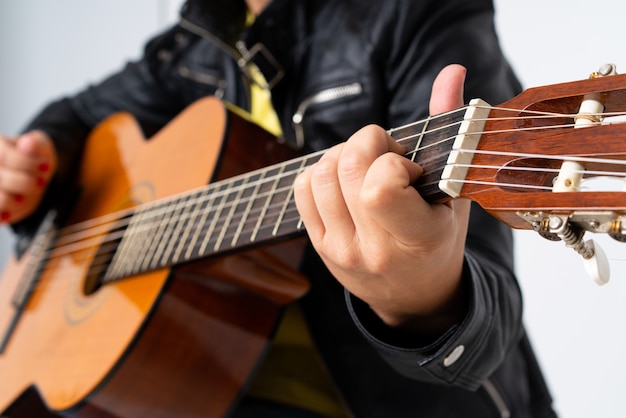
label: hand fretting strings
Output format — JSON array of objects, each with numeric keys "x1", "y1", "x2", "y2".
[{"x1": 27, "y1": 104, "x2": 626, "y2": 291}]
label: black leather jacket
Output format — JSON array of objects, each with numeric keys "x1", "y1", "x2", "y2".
[{"x1": 23, "y1": 0, "x2": 557, "y2": 416}]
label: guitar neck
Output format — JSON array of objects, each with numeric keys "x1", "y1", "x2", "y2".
[
  {"x1": 102, "y1": 106, "x2": 471, "y2": 282},
  {"x1": 104, "y1": 153, "x2": 317, "y2": 281}
]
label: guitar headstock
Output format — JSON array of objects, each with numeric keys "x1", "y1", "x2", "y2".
[{"x1": 456, "y1": 64, "x2": 626, "y2": 285}]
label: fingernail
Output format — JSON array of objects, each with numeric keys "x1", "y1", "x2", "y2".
[
  {"x1": 1, "y1": 211, "x2": 10, "y2": 221},
  {"x1": 38, "y1": 162, "x2": 50, "y2": 172},
  {"x1": 14, "y1": 194, "x2": 24, "y2": 203},
  {"x1": 36, "y1": 177, "x2": 46, "y2": 188}
]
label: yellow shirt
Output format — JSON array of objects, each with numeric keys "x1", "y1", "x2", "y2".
[
  {"x1": 234, "y1": 29, "x2": 349, "y2": 416},
  {"x1": 245, "y1": 304, "x2": 349, "y2": 418}
]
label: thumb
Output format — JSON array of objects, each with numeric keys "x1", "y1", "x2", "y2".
[
  {"x1": 15, "y1": 130, "x2": 57, "y2": 173},
  {"x1": 429, "y1": 64, "x2": 466, "y2": 116},
  {"x1": 15, "y1": 131, "x2": 52, "y2": 155}
]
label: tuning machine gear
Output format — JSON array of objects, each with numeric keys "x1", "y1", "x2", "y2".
[
  {"x1": 546, "y1": 215, "x2": 610, "y2": 286},
  {"x1": 519, "y1": 64, "x2": 622, "y2": 286},
  {"x1": 517, "y1": 211, "x2": 612, "y2": 285}
]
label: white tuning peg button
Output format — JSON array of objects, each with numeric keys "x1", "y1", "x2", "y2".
[{"x1": 583, "y1": 239, "x2": 610, "y2": 285}]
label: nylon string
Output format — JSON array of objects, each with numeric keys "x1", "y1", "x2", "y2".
[{"x1": 19, "y1": 105, "x2": 626, "y2": 292}]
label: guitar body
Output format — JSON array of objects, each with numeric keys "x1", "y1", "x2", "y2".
[
  {"x1": 7, "y1": 70, "x2": 626, "y2": 417},
  {"x1": 0, "y1": 98, "x2": 308, "y2": 417}
]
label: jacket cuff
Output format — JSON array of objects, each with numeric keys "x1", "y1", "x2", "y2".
[{"x1": 345, "y1": 252, "x2": 522, "y2": 390}]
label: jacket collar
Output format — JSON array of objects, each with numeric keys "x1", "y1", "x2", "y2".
[{"x1": 180, "y1": 0, "x2": 310, "y2": 90}]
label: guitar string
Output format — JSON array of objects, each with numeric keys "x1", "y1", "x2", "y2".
[
  {"x1": 54, "y1": 102, "x2": 539, "y2": 240},
  {"x1": 53, "y1": 181, "x2": 626, "y2": 295},
  {"x1": 56, "y1": 106, "x2": 626, "y2": 244},
  {"x1": 19, "y1": 107, "x2": 626, "y2": 291},
  {"x1": 32, "y1": 107, "x2": 626, "y2": 261},
  {"x1": 52, "y1": 104, "x2": 578, "y2": 237},
  {"x1": 45, "y1": 158, "x2": 626, "y2": 280},
  {"x1": 52, "y1": 103, "x2": 626, "y2": 238},
  {"x1": 22, "y1": 161, "x2": 626, "y2": 294},
  {"x1": 26, "y1": 191, "x2": 626, "y2": 297},
  {"x1": 53, "y1": 152, "x2": 626, "y2": 265}
]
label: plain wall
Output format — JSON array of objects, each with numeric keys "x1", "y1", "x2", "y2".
[
  {"x1": 494, "y1": 2, "x2": 626, "y2": 417},
  {"x1": 1, "y1": 1, "x2": 625, "y2": 417},
  {"x1": 0, "y1": 1, "x2": 182, "y2": 270}
]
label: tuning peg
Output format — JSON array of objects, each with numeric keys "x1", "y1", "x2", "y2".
[
  {"x1": 592, "y1": 63, "x2": 618, "y2": 78},
  {"x1": 581, "y1": 239, "x2": 610, "y2": 285},
  {"x1": 548, "y1": 215, "x2": 611, "y2": 285}
]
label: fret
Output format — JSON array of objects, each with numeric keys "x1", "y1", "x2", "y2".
[
  {"x1": 138, "y1": 201, "x2": 173, "y2": 272},
  {"x1": 122, "y1": 211, "x2": 148, "y2": 276},
  {"x1": 156, "y1": 193, "x2": 192, "y2": 268},
  {"x1": 411, "y1": 119, "x2": 429, "y2": 163},
  {"x1": 213, "y1": 177, "x2": 248, "y2": 252},
  {"x1": 125, "y1": 209, "x2": 154, "y2": 275},
  {"x1": 124, "y1": 212, "x2": 147, "y2": 274},
  {"x1": 149, "y1": 201, "x2": 180, "y2": 269},
  {"x1": 271, "y1": 184, "x2": 295, "y2": 237},
  {"x1": 231, "y1": 171, "x2": 265, "y2": 247},
  {"x1": 173, "y1": 188, "x2": 208, "y2": 263},
  {"x1": 390, "y1": 108, "x2": 467, "y2": 202},
  {"x1": 250, "y1": 163, "x2": 286, "y2": 242},
  {"x1": 184, "y1": 184, "x2": 221, "y2": 260},
  {"x1": 272, "y1": 156, "x2": 312, "y2": 237},
  {"x1": 107, "y1": 204, "x2": 152, "y2": 279},
  {"x1": 94, "y1": 220, "x2": 129, "y2": 281},
  {"x1": 251, "y1": 159, "x2": 303, "y2": 242},
  {"x1": 198, "y1": 181, "x2": 230, "y2": 256},
  {"x1": 106, "y1": 229, "x2": 127, "y2": 280}
]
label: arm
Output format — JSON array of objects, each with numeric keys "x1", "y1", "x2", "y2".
[
  {"x1": 340, "y1": 0, "x2": 524, "y2": 389},
  {"x1": 295, "y1": 65, "x2": 473, "y2": 335},
  {"x1": 295, "y1": 64, "x2": 522, "y2": 393}
]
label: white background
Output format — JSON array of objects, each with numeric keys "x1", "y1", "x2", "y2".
[
  {"x1": 495, "y1": 2, "x2": 626, "y2": 418},
  {"x1": 1, "y1": 1, "x2": 625, "y2": 417}
]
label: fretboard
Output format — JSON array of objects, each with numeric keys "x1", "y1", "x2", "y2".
[{"x1": 103, "y1": 107, "x2": 470, "y2": 282}]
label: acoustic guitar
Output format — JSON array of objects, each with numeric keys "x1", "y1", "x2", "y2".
[{"x1": 2, "y1": 69, "x2": 626, "y2": 417}]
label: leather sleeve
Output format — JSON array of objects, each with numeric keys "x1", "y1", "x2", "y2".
[
  {"x1": 347, "y1": 204, "x2": 522, "y2": 390},
  {"x1": 346, "y1": 0, "x2": 525, "y2": 391}
]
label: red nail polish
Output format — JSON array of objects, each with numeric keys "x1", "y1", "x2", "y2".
[
  {"x1": 1, "y1": 212, "x2": 10, "y2": 221},
  {"x1": 14, "y1": 194, "x2": 24, "y2": 203},
  {"x1": 36, "y1": 177, "x2": 46, "y2": 188},
  {"x1": 38, "y1": 162, "x2": 50, "y2": 172}
]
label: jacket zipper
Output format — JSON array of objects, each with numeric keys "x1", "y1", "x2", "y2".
[
  {"x1": 483, "y1": 379, "x2": 511, "y2": 418},
  {"x1": 292, "y1": 82, "x2": 363, "y2": 148},
  {"x1": 178, "y1": 65, "x2": 227, "y2": 99}
]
